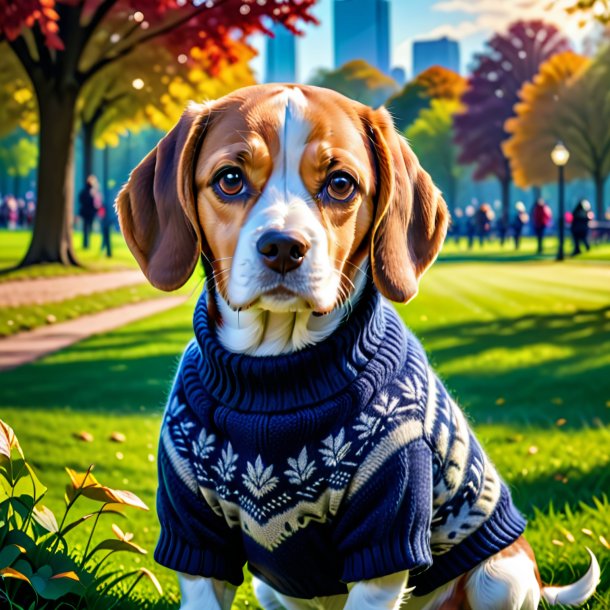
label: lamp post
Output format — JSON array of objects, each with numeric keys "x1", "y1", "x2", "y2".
[{"x1": 550, "y1": 142, "x2": 570, "y2": 261}]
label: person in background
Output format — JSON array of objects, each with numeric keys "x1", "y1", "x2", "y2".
[
  {"x1": 531, "y1": 197, "x2": 553, "y2": 254},
  {"x1": 465, "y1": 205, "x2": 476, "y2": 249},
  {"x1": 475, "y1": 202, "x2": 494, "y2": 247},
  {"x1": 450, "y1": 207, "x2": 463, "y2": 245},
  {"x1": 512, "y1": 201, "x2": 529, "y2": 250},
  {"x1": 78, "y1": 175, "x2": 101, "y2": 249},
  {"x1": 5, "y1": 195, "x2": 19, "y2": 230},
  {"x1": 571, "y1": 199, "x2": 593, "y2": 256},
  {"x1": 99, "y1": 197, "x2": 113, "y2": 258}
]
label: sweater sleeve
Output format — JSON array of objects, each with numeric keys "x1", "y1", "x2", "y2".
[
  {"x1": 154, "y1": 382, "x2": 246, "y2": 586},
  {"x1": 333, "y1": 438, "x2": 433, "y2": 584}
]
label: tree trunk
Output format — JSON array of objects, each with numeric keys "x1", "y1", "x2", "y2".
[
  {"x1": 18, "y1": 86, "x2": 79, "y2": 267},
  {"x1": 500, "y1": 177, "x2": 511, "y2": 226},
  {"x1": 14, "y1": 175, "x2": 21, "y2": 199},
  {"x1": 82, "y1": 119, "x2": 95, "y2": 188},
  {"x1": 593, "y1": 172, "x2": 606, "y2": 220}
]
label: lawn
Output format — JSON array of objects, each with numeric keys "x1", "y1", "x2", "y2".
[
  {"x1": 1, "y1": 253, "x2": 609, "y2": 608},
  {"x1": 0, "y1": 229, "x2": 138, "y2": 282}
]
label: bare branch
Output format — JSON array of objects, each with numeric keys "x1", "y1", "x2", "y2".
[{"x1": 81, "y1": 0, "x2": 118, "y2": 51}]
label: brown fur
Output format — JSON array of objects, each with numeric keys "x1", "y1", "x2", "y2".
[{"x1": 116, "y1": 84, "x2": 449, "y2": 309}]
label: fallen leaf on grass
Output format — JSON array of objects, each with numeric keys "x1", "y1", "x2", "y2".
[
  {"x1": 110, "y1": 432, "x2": 126, "y2": 443},
  {"x1": 73, "y1": 431, "x2": 93, "y2": 442},
  {"x1": 552, "y1": 539, "x2": 564, "y2": 547}
]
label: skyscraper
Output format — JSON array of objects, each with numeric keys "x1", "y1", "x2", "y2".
[
  {"x1": 334, "y1": 0, "x2": 391, "y2": 75},
  {"x1": 265, "y1": 22, "x2": 297, "y2": 83},
  {"x1": 412, "y1": 37, "x2": 460, "y2": 76}
]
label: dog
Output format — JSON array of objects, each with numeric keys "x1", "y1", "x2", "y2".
[{"x1": 116, "y1": 84, "x2": 600, "y2": 610}]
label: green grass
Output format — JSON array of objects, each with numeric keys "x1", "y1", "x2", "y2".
[
  {"x1": 1, "y1": 255, "x2": 609, "y2": 608},
  {"x1": 0, "y1": 229, "x2": 138, "y2": 282},
  {"x1": 0, "y1": 282, "x2": 167, "y2": 337}
]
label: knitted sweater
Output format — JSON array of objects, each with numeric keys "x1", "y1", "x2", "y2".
[{"x1": 154, "y1": 285, "x2": 526, "y2": 599}]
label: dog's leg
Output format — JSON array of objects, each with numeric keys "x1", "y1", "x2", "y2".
[
  {"x1": 179, "y1": 574, "x2": 236, "y2": 610},
  {"x1": 252, "y1": 576, "x2": 287, "y2": 610},
  {"x1": 343, "y1": 570, "x2": 409, "y2": 610},
  {"x1": 462, "y1": 551, "x2": 540, "y2": 610}
]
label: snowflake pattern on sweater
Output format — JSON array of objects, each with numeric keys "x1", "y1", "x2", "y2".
[{"x1": 154, "y1": 286, "x2": 526, "y2": 599}]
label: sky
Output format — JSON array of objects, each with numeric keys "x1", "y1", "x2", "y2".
[{"x1": 249, "y1": 0, "x2": 597, "y2": 82}]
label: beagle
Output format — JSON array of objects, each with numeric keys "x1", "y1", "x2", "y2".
[{"x1": 117, "y1": 84, "x2": 599, "y2": 610}]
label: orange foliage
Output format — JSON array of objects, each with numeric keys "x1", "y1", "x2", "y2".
[
  {"x1": 414, "y1": 66, "x2": 467, "y2": 102},
  {"x1": 504, "y1": 51, "x2": 591, "y2": 187}
]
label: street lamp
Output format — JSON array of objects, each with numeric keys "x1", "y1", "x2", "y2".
[{"x1": 551, "y1": 141, "x2": 570, "y2": 261}]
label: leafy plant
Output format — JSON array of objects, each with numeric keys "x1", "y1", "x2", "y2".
[{"x1": 0, "y1": 419, "x2": 162, "y2": 609}]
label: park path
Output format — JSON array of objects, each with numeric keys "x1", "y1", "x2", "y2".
[
  {"x1": 0, "y1": 269, "x2": 146, "y2": 307},
  {"x1": 0, "y1": 296, "x2": 187, "y2": 371}
]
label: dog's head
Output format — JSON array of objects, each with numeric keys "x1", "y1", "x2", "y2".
[{"x1": 116, "y1": 84, "x2": 448, "y2": 314}]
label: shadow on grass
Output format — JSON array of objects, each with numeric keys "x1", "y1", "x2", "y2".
[
  {"x1": 2, "y1": 300, "x2": 609, "y2": 428},
  {"x1": 510, "y1": 463, "x2": 610, "y2": 515},
  {"x1": 417, "y1": 304, "x2": 610, "y2": 428}
]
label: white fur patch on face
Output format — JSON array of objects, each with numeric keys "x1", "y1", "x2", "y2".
[{"x1": 226, "y1": 87, "x2": 340, "y2": 314}]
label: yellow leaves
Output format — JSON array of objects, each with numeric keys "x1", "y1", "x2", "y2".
[
  {"x1": 32, "y1": 505, "x2": 59, "y2": 533},
  {"x1": 110, "y1": 524, "x2": 147, "y2": 554},
  {"x1": 503, "y1": 50, "x2": 594, "y2": 188},
  {"x1": 138, "y1": 567, "x2": 163, "y2": 595},
  {"x1": 0, "y1": 567, "x2": 31, "y2": 583},
  {"x1": 65, "y1": 467, "x2": 148, "y2": 511},
  {"x1": 50, "y1": 571, "x2": 79, "y2": 582},
  {"x1": 13, "y1": 87, "x2": 33, "y2": 104},
  {"x1": 0, "y1": 420, "x2": 23, "y2": 461}
]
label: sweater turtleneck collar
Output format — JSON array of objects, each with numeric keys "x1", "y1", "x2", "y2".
[{"x1": 184, "y1": 281, "x2": 408, "y2": 413}]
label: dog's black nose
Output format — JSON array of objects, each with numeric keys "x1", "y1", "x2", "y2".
[{"x1": 257, "y1": 230, "x2": 311, "y2": 274}]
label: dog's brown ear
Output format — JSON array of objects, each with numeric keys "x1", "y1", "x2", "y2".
[
  {"x1": 116, "y1": 103, "x2": 213, "y2": 291},
  {"x1": 364, "y1": 106, "x2": 449, "y2": 303}
]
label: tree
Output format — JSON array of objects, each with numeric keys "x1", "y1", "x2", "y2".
[
  {"x1": 454, "y1": 20, "x2": 571, "y2": 224},
  {"x1": 79, "y1": 40, "x2": 255, "y2": 184},
  {"x1": 309, "y1": 60, "x2": 398, "y2": 108},
  {"x1": 562, "y1": 0, "x2": 610, "y2": 23},
  {"x1": 406, "y1": 99, "x2": 464, "y2": 211},
  {"x1": 386, "y1": 66, "x2": 466, "y2": 132},
  {"x1": 0, "y1": 0, "x2": 316, "y2": 268},
  {"x1": 504, "y1": 50, "x2": 610, "y2": 218}
]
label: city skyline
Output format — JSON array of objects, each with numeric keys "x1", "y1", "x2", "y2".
[
  {"x1": 251, "y1": 0, "x2": 594, "y2": 83},
  {"x1": 334, "y1": 0, "x2": 390, "y2": 74}
]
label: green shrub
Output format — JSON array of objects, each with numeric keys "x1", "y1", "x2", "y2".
[{"x1": 0, "y1": 420, "x2": 162, "y2": 609}]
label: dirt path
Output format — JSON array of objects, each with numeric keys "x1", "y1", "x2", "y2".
[
  {"x1": 0, "y1": 270, "x2": 146, "y2": 307},
  {"x1": 0, "y1": 296, "x2": 186, "y2": 371}
]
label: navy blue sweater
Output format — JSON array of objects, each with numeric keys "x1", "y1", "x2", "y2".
[{"x1": 154, "y1": 285, "x2": 526, "y2": 598}]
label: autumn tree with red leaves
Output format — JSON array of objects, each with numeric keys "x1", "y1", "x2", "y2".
[
  {"x1": 0, "y1": 0, "x2": 317, "y2": 268},
  {"x1": 454, "y1": 20, "x2": 570, "y2": 223}
]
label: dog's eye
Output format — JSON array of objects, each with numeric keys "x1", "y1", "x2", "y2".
[
  {"x1": 325, "y1": 171, "x2": 357, "y2": 202},
  {"x1": 215, "y1": 167, "x2": 245, "y2": 197}
]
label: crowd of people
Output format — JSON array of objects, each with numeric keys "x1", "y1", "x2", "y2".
[
  {"x1": 450, "y1": 197, "x2": 600, "y2": 256},
  {"x1": 1, "y1": 185, "x2": 605, "y2": 260},
  {"x1": 1, "y1": 174, "x2": 113, "y2": 257},
  {"x1": 0, "y1": 193, "x2": 36, "y2": 229}
]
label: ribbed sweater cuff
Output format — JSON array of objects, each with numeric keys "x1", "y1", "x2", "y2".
[
  {"x1": 155, "y1": 528, "x2": 244, "y2": 587},
  {"x1": 410, "y1": 485, "x2": 526, "y2": 596},
  {"x1": 341, "y1": 527, "x2": 432, "y2": 584}
]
